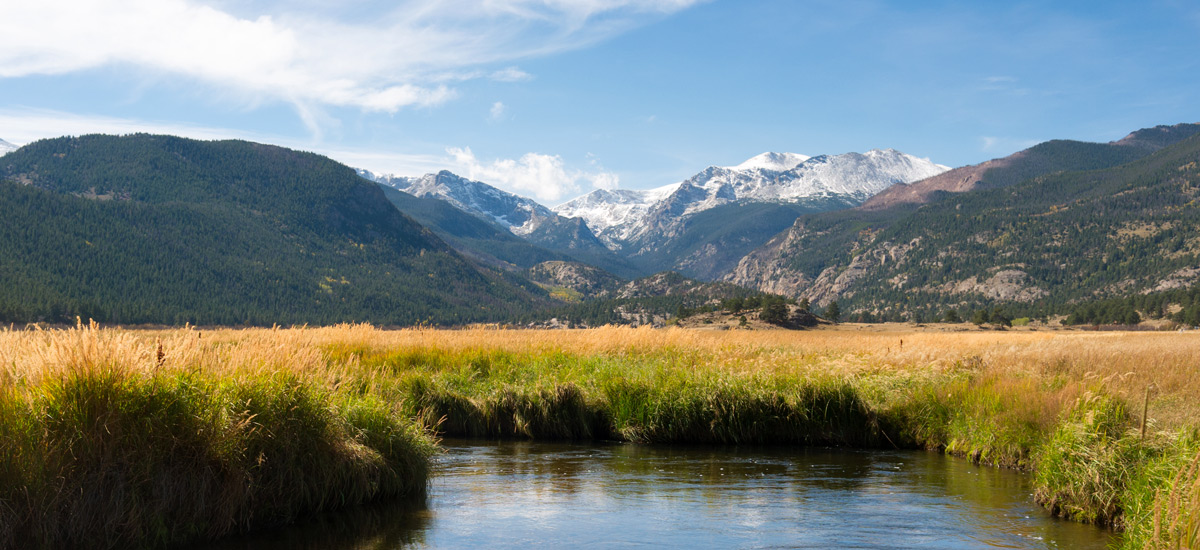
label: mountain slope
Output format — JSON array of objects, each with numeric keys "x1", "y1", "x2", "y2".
[
  {"x1": 727, "y1": 124, "x2": 1200, "y2": 320},
  {"x1": 0, "y1": 134, "x2": 546, "y2": 325},
  {"x1": 862, "y1": 123, "x2": 1200, "y2": 211},
  {"x1": 378, "y1": 185, "x2": 576, "y2": 270},
  {"x1": 369, "y1": 170, "x2": 556, "y2": 236},
  {"x1": 0, "y1": 139, "x2": 17, "y2": 155}
]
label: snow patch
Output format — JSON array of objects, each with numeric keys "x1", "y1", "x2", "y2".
[{"x1": 729, "y1": 151, "x2": 810, "y2": 172}]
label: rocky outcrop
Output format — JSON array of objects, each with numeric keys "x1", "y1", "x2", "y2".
[
  {"x1": 525, "y1": 261, "x2": 621, "y2": 297},
  {"x1": 936, "y1": 269, "x2": 1047, "y2": 302}
]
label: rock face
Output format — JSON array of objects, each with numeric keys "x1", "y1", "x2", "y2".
[
  {"x1": 937, "y1": 270, "x2": 1048, "y2": 302},
  {"x1": 525, "y1": 261, "x2": 621, "y2": 297},
  {"x1": 1147, "y1": 267, "x2": 1200, "y2": 293}
]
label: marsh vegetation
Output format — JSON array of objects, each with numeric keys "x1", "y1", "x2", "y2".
[{"x1": 1, "y1": 323, "x2": 1197, "y2": 548}]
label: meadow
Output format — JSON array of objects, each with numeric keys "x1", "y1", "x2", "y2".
[{"x1": 1, "y1": 322, "x2": 1198, "y2": 549}]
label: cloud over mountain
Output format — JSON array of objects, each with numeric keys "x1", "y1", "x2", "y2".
[{"x1": 0, "y1": 0, "x2": 700, "y2": 117}]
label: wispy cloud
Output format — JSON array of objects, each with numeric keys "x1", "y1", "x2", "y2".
[
  {"x1": 489, "y1": 101, "x2": 508, "y2": 121},
  {"x1": 0, "y1": 107, "x2": 255, "y2": 145},
  {"x1": 490, "y1": 67, "x2": 534, "y2": 82},
  {"x1": 0, "y1": 0, "x2": 699, "y2": 121},
  {"x1": 979, "y1": 135, "x2": 1042, "y2": 154},
  {"x1": 447, "y1": 146, "x2": 617, "y2": 202},
  {"x1": 0, "y1": 106, "x2": 445, "y2": 176}
]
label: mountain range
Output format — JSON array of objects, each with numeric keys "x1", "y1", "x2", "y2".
[
  {"x1": 0, "y1": 139, "x2": 18, "y2": 155},
  {"x1": 366, "y1": 148, "x2": 947, "y2": 280},
  {"x1": 3, "y1": 123, "x2": 1199, "y2": 327}
]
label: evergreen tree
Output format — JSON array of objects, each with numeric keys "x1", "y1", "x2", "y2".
[
  {"x1": 825, "y1": 301, "x2": 841, "y2": 323},
  {"x1": 760, "y1": 296, "x2": 789, "y2": 325}
]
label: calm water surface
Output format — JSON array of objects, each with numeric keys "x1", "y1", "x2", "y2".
[{"x1": 198, "y1": 440, "x2": 1114, "y2": 549}]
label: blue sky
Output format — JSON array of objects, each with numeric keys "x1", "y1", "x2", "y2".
[{"x1": 1, "y1": 0, "x2": 1198, "y2": 204}]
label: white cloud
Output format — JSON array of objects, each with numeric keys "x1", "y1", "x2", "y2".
[
  {"x1": 0, "y1": 0, "x2": 699, "y2": 118},
  {"x1": 590, "y1": 172, "x2": 620, "y2": 191},
  {"x1": 0, "y1": 107, "x2": 621, "y2": 201},
  {"x1": 447, "y1": 146, "x2": 618, "y2": 202},
  {"x1": 490, "y1": 67, "x2": 534, "y2": 82},
  {"x1": 490, "y1": 101, "x2": 508, "y2": 121}
]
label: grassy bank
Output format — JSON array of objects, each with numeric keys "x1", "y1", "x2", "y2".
[
  {"x1": 2, "y1": 324, "x2": 1198, "y2": 548},
  {"x1": 0, "y1": 323, "x2": 435, "y2": 550}
]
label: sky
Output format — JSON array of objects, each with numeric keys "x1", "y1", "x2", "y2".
[{"x1": 1, "y1": 0, "x2": 1198, "y2": 205}]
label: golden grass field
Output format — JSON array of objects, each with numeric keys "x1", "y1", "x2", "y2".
[
  {"x1": 162, "y1": 323, "x2": 1199, "y2": 429},
  {"x1": 2, "y1": 323, "x2": 1198, "y2": 549}
]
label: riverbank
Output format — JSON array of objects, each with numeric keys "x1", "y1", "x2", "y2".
[
  {"x1": 2, "y1": 324, "x2": 1197, "y2": 548},
  {"x1": 0, "y1": 323, "x2": 435, "y2": 549}
]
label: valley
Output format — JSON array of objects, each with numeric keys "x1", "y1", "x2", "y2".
[{"x1": 3, "y1": 123, "x2": 1200, "y2": 550}]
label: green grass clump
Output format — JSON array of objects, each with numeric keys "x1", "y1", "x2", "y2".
[
  {"x1": 372, "y1": 347, "x2": 886, "y2": 447},
  {"x1": 1116, "y1": 431, "x2": 1200, "y2": 548},
  {"x1": 881, "y1": 373, "x2": 1061, "y2": 469},
  {"x1": 0, "y1": 369, "x2": 434, "y2": 550},
  {"x1": 1033, "y1": 393, "x2": 1142, "y2": 526},
  {"x1": 604, "y1": 376, "x2": 877, "y2": 446}
]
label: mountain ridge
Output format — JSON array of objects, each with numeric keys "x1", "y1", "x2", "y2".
[
  {"x1": 361, "y1": 168, "x2": 640, "y2": 277},
  {"x1": 861, "y1": 123, "x2": 1200, "y2": 211}
]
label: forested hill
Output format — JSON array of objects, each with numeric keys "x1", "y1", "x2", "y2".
[
  {"x1": 728, "y1": 126, "x2": 1200, "y2": 321},
  {"x1": 0, "y1": 134, "x2": 547, "y2": 326}
]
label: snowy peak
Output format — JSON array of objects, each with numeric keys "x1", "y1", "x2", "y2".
[
  {"x1": 553, "y1": 183, "x2": 679, "y2": 242},
  {"x1": 0, "y1": 139, "x2": 19, "y2": 156},
  {"x1": 778, "y1": 148, "x2": 951, "y2": 199},
  {"x1": 729, "y1": 151, "x2": 810, "y2": 172},
  {"x1": 661, "y1": 148, "x2": 947, "y2": 218},
  {"x1": 363, "y1": 169, "x2": 556, "y2": 235}
]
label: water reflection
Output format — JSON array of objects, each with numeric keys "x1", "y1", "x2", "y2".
[
  {"x1": 190, "y1": 440, "x2": 1113, "y2": 549},
  {"x1": 192, "y1": 497, "x2": 431, "y2": 550}
]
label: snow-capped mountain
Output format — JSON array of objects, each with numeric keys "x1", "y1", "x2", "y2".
[
  {"x1": 667, "y1": 148, "x2": 948, "y2": 215},
  {"x1": 359, "y1": 148, "x2": 947, "y2": 281},
  {"x1": 555, "y1": 149, "x2": 949, "y2": 247},
  {"x1": 359, "y1": 168, "x2": 635, "y2": 275},
  {"x1": 0, "y1": 139, "x2": 18, "y2": 156},
  {"x1": 361, "y1": 169, "x2": 557, "y2": 236}
]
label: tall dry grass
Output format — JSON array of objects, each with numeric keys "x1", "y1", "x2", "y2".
[
  {"x1": 0, "y1": 322, "x2": 434, "y2": 550},
  {"x1": 3, "y1": 323, "x2": 1198, "y2": 548}
]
